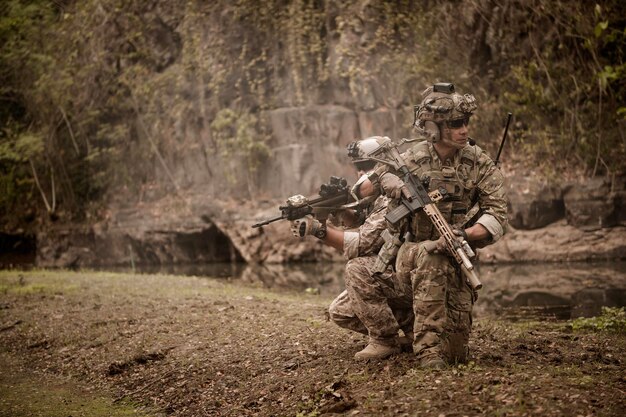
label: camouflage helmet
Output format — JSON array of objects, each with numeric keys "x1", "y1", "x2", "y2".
[
  {"x1": 413, "y1": 83, "x2": 478, "y2": 128},
  {"x1": 346, "y1": 136, "x2": 391, "y2": 162}
]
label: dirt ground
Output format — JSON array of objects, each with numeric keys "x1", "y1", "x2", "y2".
[{"x1": 0, "y1": 270, "x2": 624, "y2": 417}]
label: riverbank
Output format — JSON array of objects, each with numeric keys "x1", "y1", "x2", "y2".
[{"x1": 1, "y1": 270, "x2": 624, "y2": 416}]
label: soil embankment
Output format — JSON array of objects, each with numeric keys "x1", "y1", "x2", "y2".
[{"x1": 1, "y1": 270, "x2": 624, "y2": 416}]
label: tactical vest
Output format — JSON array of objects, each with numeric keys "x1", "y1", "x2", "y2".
[{"x1": 403, "y1": 141, "x2": 480, "y2": 241}]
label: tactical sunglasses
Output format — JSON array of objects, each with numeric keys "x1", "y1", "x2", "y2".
[
  {"x1": 446, "y1": 116, "x2": 471, "y2": 129},
  {"x1": 353, "y1": 160, "x2": 376, "y2": 172}
]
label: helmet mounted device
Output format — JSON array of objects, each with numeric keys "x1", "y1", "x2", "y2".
[{"x1": 413, "y1": 82, "x2": 478, "y2": 142}]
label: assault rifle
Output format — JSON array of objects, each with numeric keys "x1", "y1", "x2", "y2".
[
  {"x1": 252, "y1": 176, "x2": 353, "y2": 228},
  {"x1": 367, "y1": 139, "x2": 483, "y2": 291}
]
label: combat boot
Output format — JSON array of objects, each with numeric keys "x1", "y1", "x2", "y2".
[
  {"x1": 354, "y1": 342, "x2": 400, "y2": 360},
  {"x1": 397, "y1": 332, "x2": 414, "y2": 353},
  {"x1": 419, "y1": 355, "x2": 446, "y2": 370}
]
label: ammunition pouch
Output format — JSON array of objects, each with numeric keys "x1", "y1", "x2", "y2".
[
  {"x1": 372, "y1": 230, "x2": 403, "y2": 274},
  {"x1": 395, "y1": 241, "x2": 421, "y2": 293}
]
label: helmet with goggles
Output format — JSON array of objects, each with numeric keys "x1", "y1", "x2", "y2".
[
  {"x1": 346, "y1": 136, "x2": 391, "y2": 162},
  {"x1": 346, "y1": 136, "x2": 391, "y2": 172},
  {"x1": 413, "y1": 83, "x2": 478, "y2": 129}
]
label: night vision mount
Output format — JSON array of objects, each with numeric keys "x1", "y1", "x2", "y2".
[{"x1": 433, "y1": 83, "x2": 455, "y2": 94}]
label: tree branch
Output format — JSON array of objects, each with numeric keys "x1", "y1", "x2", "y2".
[
  {"x1": 130, "y1": 93, "x2": 181, "y2": 194},
  {"x1": 29, "y1": 158, "x2": 52, "y2": 213},
  {"x1": 59, "y1": 106, "x2": 80, "y2": 155}
]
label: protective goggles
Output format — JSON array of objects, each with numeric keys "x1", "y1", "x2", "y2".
[{"x1": 446, "y1": 116, "x2": 471, "y2": 129}]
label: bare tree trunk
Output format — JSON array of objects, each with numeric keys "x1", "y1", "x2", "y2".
[
  {"x1": 592, "y1": 79, "x2": 603, "y2": 177},
  {"x1": 50, "y1": 166, "x2": 56, "y2": 212}
]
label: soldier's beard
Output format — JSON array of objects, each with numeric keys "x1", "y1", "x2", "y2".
[{"x1": 440, "y1": 130, "x2": 468, "y2": 150}]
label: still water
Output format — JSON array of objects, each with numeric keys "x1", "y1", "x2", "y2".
[{"x1": 109, "y1": 260, "x2": 626, "y2": 320}]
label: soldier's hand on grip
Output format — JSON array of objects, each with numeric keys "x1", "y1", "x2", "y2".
[
  {"x1": 452, "y1": 228, "x2": 468, "y2": 241},
  {"x1": 453, "y1": 228, "x2": 477, "y2": 259},
  {"x1": 422, "y1": 236, "x2": 447, "y2": 254},
  {"x1": 291, "y1": 215, "x2": 322, "y2": 238}
]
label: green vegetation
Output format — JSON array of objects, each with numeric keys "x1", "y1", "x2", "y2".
[
  {"x1": 569, "y1": 307, "x2": 626, "y2": 333},
  {"x1": 0, "y1": 281, "x2": 78, "y2": 295},
  {"x1": 500, "y1": 1, "x2": 626, "y2": 176},
  {"x1": 1, "y1": 0, "x2": 624, "y2": 225},
  {"x1": 0, "y1": 0, "x2": 155, "y2": 220},
  {"x1": 210, "y1": 108, "x2": 270, "y2": 195},
  {"x1": 0, "y1": 352, "x2": 159, "y2": 417}
]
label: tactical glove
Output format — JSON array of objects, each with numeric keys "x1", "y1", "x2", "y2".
[
  {"x1": 422, "y1": 236, "x2": 447, "y2": 254},
  {"x1": 452, "y1": 228, "x2": 469, "y2": 241},
  {"x1": 291, "y1": 215, "x2": 322, "y2": 238}
]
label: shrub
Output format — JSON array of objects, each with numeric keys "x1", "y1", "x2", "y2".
[{"x1": 569, "y1": 307, "x2": 626, "y2": 333}]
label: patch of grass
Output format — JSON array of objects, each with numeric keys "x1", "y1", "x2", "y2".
[
  {"x1": 295, "y1": 411, "x2": 319, "y2": 417},
  {"x1": 346, "y1": 370, "x2": 372, "y2": 385},
  {"x1": 550, "y1": 364, "x2": 584, "y2": 378},
  {"x1": 569, "y1": 307, "x2": 626, "y2": 333},
  {"x1": 577, "y1": 375, "x2": 595, "y2": 387},
  {"x1": 542, "y1": 365, "x2": 599, "y2": 391},
  {"x1": 455, "y1": 361, "x2": 483, "y2": 373},
  {"x1": 0, "y1": 281, "x2": 77, "y2": 296},
  {"x1": 0, "y1": 352, "x2": 160, "y2": 417},
  {"x1": 305, "y1": 318, "x2": 324, "y2": 328},
  {"x1": 362, "y1": 392, "x2": 377, "y2": 409}
]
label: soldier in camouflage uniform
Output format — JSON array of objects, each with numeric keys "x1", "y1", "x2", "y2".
[
  {"x1": 291, "y1": 137, "x2": 413, "y2": 360},
  {"x1": 367, "y1": 83, "x2": 508, "y2": 368}
]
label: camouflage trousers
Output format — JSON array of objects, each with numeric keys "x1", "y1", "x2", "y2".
[
  {"x1": 409, "y1": 242, "x2": 475, "y2": 364},
  {"x1": 328, "y1": 256, "x2": 413, "y2": 345}
]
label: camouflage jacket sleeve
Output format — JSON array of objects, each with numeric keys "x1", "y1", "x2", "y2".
[
  {"x1": 343, "y1": 195, "x2": 389, "y2": 259},
  {"x1": 474, "y1": 149, "x2": 508, "y2": 241}
]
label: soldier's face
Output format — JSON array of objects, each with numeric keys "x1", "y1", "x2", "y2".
[{"x1": 441, "y1": 119, "x2": 469, "y2": 149}]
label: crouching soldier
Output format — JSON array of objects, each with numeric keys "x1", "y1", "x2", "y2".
[
  {"x1": 291, "y1": 136, "x2": 414, "y2": 360},
  {"x1": 366, "y1": 83, "x2": 508, "y2": 368}
]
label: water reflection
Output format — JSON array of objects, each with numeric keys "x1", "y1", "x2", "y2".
[
  {"x1": 90, "y1": 260, "x2": 626, "y2": 319},
  {"x1": 103, "y1": 261, "x2": 346, "y2": 297},
  {"x1": 239, "y1": 262, "x2": 346, "y2": 297},
  {"x1": 105, "y1": 262, "x2": 249, "y2": 280},
  {"x1": 476, "y1": 261, "x2": 626, "y2": 319}
]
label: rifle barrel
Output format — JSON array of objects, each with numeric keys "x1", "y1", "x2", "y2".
[{"x1": 252, "y1": 214, "x2": 284, "y2": 228}]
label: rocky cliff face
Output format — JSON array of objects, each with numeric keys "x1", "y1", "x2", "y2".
[
  {"x1": 30, "y1": 173, "x2": 626, "y2": 269},
  {"x1": 258, "y1": 106, "x2": 408, "y2": 198},
  {"x1": 2, "y1": 0, "x2": 625, "y2": 268}
]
